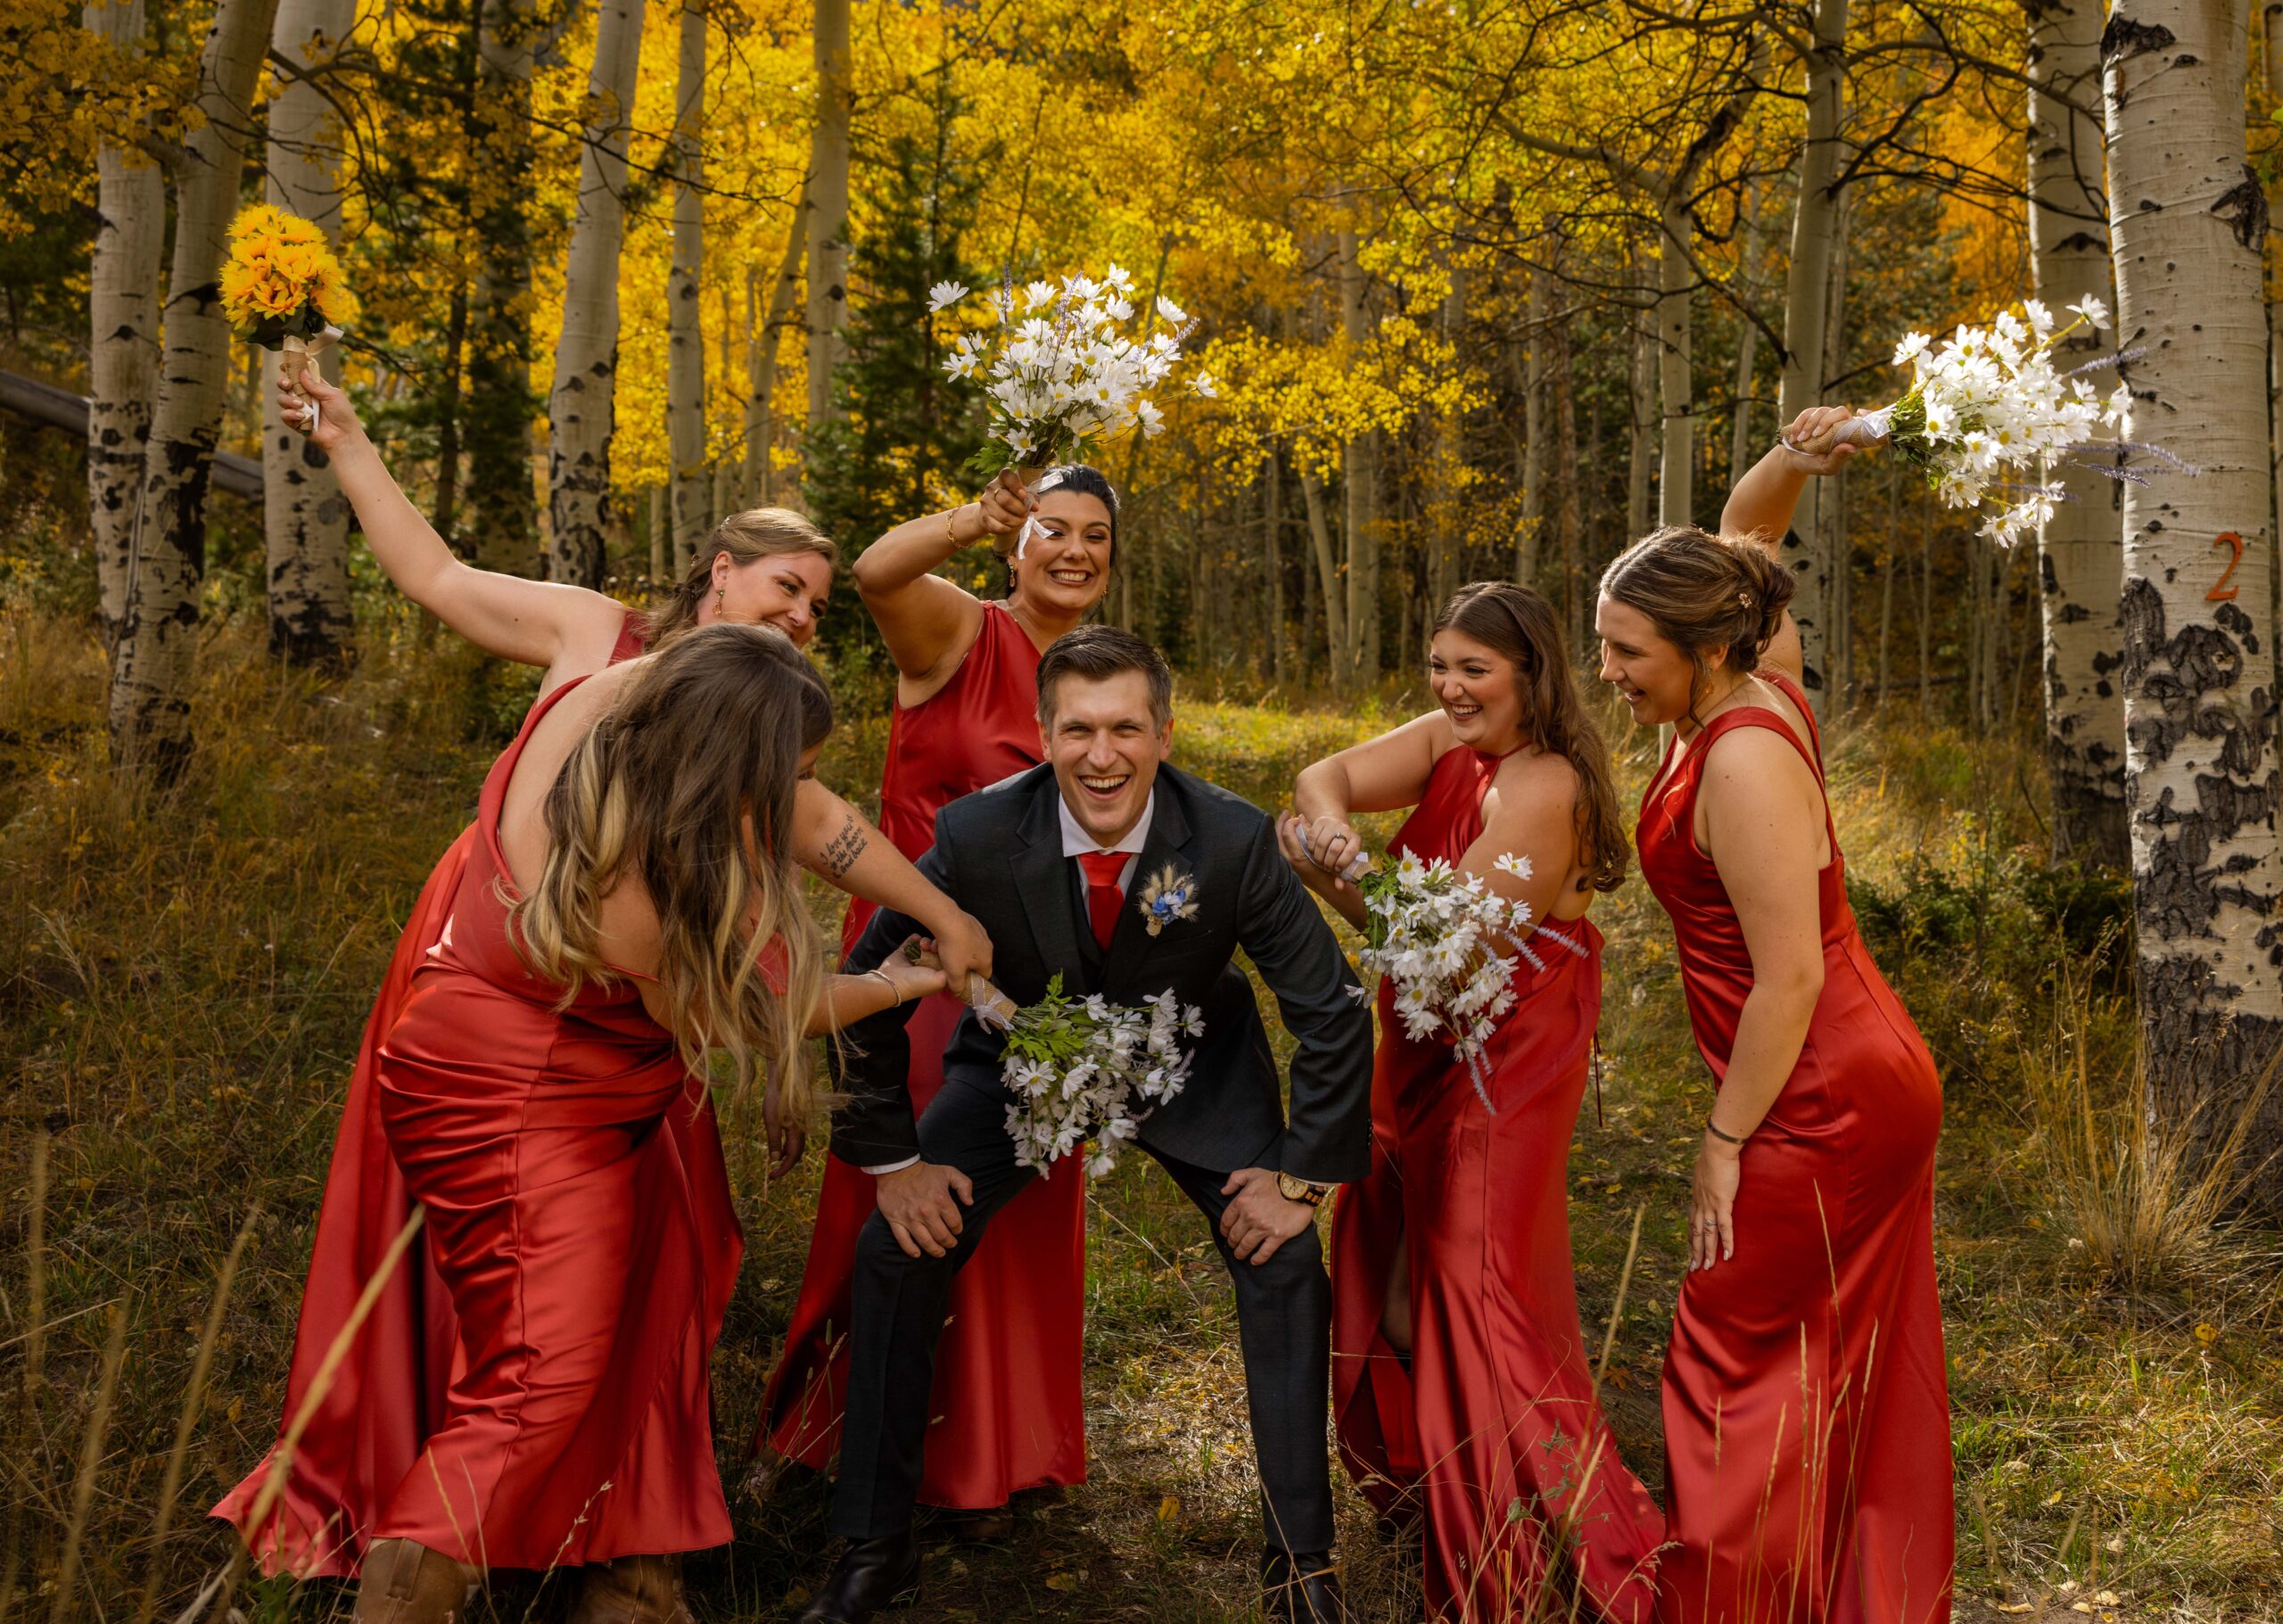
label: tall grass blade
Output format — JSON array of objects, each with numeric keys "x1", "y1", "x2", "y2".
[
  {"x1": 134, "y1": 1202, "x2": 261, "y2": 1624},
  {"x1": 49, "y1": 1298, "x2": 130, "y2": 1624},
  {"x1": 0, "y1": 1127, "x2": 50, "y2": 1619}
]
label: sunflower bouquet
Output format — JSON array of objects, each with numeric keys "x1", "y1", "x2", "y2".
[{"x1": 219, "y1": 204, "x2": 356, "y2": 392}]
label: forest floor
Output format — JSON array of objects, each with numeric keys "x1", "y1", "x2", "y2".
[{"x1": 2, "y1": 608, "x2": 2278, "y2": 1623}]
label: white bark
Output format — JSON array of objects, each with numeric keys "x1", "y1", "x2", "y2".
[
  {"x1": 2103, "y1": 0, "x2": 2283, "y2": 1122},
  {"x1": 1774, "y1": 0, "x2": 1850, "y2": 717},
  {"x1": 1657, "y1": 194, "x2": 1696, "y2": 526},
  {"x1": 2030, "y1": 0, "x2": 2128, "y2": 866},
  {"x1": 546, "y1": 0, "x2": 646, "y2": 588},
  {"x1": 85, "y1": 0, "x2": 161, "y2": 646},
  {"x1": 1299, "y1": 466, "x2": 1349, "y2": 675},
  {"x1": 1730, "y1": 177, "x2": 1763, "y2": 489},
  {"x1": 666, "y1": 0, "x2": 708, "y2": 571},
  {"x1": 1338, "y1": 226, "x2": 1381, "y2": 680},
  {"x1": 1517, "y1": 260, "x2": 1546, "y2": 587},
  {"x1": 109, "y1": 0, "x2": 281, "y2": 778},
  {"x1": 1628, "y1": 260, "x2": 1655, "y2": 541},
  {"x1": 262, "y1": 0, "x2": 354, "y2": 664},
  {"x1": 804, "y1": 0, "x2": 850, "y2": 432},
  {"x1": 746, "y1": 202, "x2": 804, "y2": 503}
]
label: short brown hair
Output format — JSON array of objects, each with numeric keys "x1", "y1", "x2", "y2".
[{"x1": 1035, "y1": 625, "x2": 1173, "y2": 729}]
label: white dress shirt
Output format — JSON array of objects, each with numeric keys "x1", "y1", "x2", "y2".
[{"x1": 865, "y1": 787, "x2": 1157, "y2": 1176}]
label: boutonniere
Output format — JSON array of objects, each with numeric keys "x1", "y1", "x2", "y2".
[{"x1": 1135, "y1": 862, "x2": 1200, "y2": 937}]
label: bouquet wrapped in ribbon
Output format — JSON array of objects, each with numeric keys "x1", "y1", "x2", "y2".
[
  {"x1": 1297, "y1": 826, "x2": 1581, "y2": 1112},
  {"x1": 931, "y1": 267, "x2": 1215, "y2": 492},
  {"x1": 940, "y1": 961, "x2": 1203, "y2": 1178},
  {"x1": 219, "y1": 204, "x2": 355, "y2": 394},
  {"x1": 1783, "y1": 298, "x2": 2134, "y2": 547}
]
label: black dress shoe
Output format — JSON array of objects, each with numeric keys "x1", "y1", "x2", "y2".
[
  {"x1": 1261, "y1": 1548, "x2": 1346, "y2": 1623},
  {"x1": 794, "y1": 1532, "x2": 921, "y2": 1624}
]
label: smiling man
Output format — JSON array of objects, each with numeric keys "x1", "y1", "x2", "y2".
[{"x1": 798, "y1": 626, "x2": 1372, "y2": 1624}]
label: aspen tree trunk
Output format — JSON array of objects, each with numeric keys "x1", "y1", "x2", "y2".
[
  {"x1": 1551, "y1": 297, "x2": 1585, "y2": 647},
  {"x1": 1516, "y1": 262, "x2": 1547, "y2": 587},
  {"x1": 1774, "y1": 0, "x2": 1850, "y2": 715},
  {"x1": 85, "y1": 0, "x2": 161, "y2": 646},
  {"x1": 546, "y1": 0, "x2": 646, "y2": 588},
  {"x1": 1627, "y1": 260, "x2": 1655, "y2": 543},
  {"x1": 2104, "y1": 0, "x2": 2283, "y2": 1142},
  {"x1": 2031, "y1": 0, "x2": 2130, "y2": 865},
  {"x1": 110, "y1": 0, "x2": 281, "y2": 779},
  {"x1": 1821, "y1": 202, "x2": 1852, "y2": 700},
  {"x1": 263, "y1": 0, "x2": 354, "y2": 664},
  {"x1": 666, "y1": 0, "x2": 709, "y2": 568},
  {"x1": 1657, "y1": 193, "x2": 1696, "y2": 526},
  {"x1": 466, "y1": 0, "x2": 538, "y2": 575},
  {"x1": 746, "y1": 197, "x2": 806, "y2": 503},
  {"x1": 805, "y1": 0, "x2": 851, "y2": 433},
  {"x1": 1339, "y1": 227, "x2": 1381, "y2": 681},
  {"x1": 1730, "y1": 177, "x2": 1763, "y2": 489},
  {"x1": 1265, "y1": 451, "x2": 1287, "y2": 682},
  {"x1": 1300, "y1": 466, "x2": 1349, "y2": 674},
  {"x1": 1432, "y1": 269, "x2": 1464, "y2": 614}
]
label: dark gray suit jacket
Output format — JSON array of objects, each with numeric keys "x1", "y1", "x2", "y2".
[{"x1": 830, "y1": 762, "x2": 1372, "y2": 1183}]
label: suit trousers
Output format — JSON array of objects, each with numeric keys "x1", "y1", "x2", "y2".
[{"x1": 830, "y1": 1075, "x2": 1337, "y2": 1554}]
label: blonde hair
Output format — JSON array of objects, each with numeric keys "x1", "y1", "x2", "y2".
[
  {"x1": 642, "y1": 507, "x2": 837, "y2": 647},
  {"x1": 509, "y1": 623, "x2": 834, "y2": 1119}
]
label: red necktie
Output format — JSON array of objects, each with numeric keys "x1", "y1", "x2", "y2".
[{"x1": 1077, "y1": 851, "x2": 1126, "y2": 951}]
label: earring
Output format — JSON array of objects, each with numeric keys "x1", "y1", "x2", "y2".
[{"x1": 714, "y1": 586, "x2": 726, "y2": 612}]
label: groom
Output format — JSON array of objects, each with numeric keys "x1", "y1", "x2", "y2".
[{"x1": 799, "y1": 626, "x2": 1372, "y2": 1624}]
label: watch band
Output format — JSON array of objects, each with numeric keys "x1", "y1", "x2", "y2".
[{"x1": 1276, "y1": 1171, "x2": 1330, "y2": 1207}]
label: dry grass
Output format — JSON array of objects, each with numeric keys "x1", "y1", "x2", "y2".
[{"x1": 4, "y1": 611, "x2": 2282, "y2": 1620}]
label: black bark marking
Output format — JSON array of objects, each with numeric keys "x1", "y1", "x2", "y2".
[
  {"x1": 2100, "y1": 13, "x2": 2176, "y2": 66},
  {"x1": 2214, "y1": 168, "x2": 2271, "y2": 251}
]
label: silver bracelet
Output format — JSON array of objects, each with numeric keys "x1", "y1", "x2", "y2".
[{"x1": 865, "y1": 967, "x2": 902, "y2": 1007}]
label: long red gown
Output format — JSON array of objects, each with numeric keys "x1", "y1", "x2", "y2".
[
  {"x1": 210, "y1": 621, "x2": 733, "y2": 1575},
  {"x1": 1636, "y1": 671, "x2": 1953, "y2": 1624},
  {"x1": 754, "y1": 599, "x2": 1087, "y2": 1506},
  {"x1": 1331, "y1": 746, "x2": 1662, "y2": 1622}
]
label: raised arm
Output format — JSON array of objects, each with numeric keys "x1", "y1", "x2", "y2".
[
  {"x1": 284, "y1": 371, "x2": 630, "y2": 684},
  {"x1": 1283, "y1": 710, "x2": 1449, "y2": 915},
  {"x1": 852, "y1": 471, "x2": 1034, "y2": 691},
  {"x1": 1718, "y1": 405, "x2": 1867, "y2": 687}
]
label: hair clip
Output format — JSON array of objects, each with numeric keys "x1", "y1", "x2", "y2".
[{"x1": 1738, "y1": 591, "x2": 1755, "y2": 607}]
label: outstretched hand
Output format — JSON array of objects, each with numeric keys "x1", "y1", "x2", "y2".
[
  {"x1": 1777, "y1": 405, "x2": 1867, "y2": 475},
  {"x1": 278, "y1": 368, "x2": 363, "y2": 456}
]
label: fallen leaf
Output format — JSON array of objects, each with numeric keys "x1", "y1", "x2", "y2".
[
  {"x1": 2071, "y1": 1605, "x2": 2093, "y2": 1616},
  {"x1": 1995, "y1": 1606, "x2": 2033, "y2": 1616},
  {"x1": 2094, "y1": 1593, "x2": 2121, "y2": 1607},
  {"x1": 2041, "y1": 1490, "x2": 2064, "y2": 1507},
  {"x1": 1045, "y1": 1572, "x2": 1076, "y2": 1592},
  {"x1": 2194, "y1": 1323, "x2": 2218, "y2": 1346},
  {"x1": 1158, "y1": 1495, "x2": 1182, "y2": 1522}
]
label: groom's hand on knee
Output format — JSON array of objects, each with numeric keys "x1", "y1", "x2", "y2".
[
  {"x1": 875, "y1": 1161, "x2": 974, "y2": 1258},
  {"x1": 1219, "y1": 1168, "x2": 1317, "y2": 1265}
]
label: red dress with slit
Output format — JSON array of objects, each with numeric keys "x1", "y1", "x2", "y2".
[
  {"x1": 210, "y1": 620, "x2": 731, "y2": 1575},
  {"x1": 1331, "y1": 746, "x2": 1662, "y2": 1622},
  {"x1": 1636, "y1": 671, "x2": 1953, "y2": 1624},
  {"x1": 754, "y1": 599, "x2": 1087, "y2": 1506}
]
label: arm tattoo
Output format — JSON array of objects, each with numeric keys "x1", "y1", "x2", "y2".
[{"x1": 821, "y1": 812, "x2": 868, "y2": 879}]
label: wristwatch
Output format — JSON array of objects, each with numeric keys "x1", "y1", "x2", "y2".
[{"x1": 1276, "y1": 1171, "x2": 1331, "y2": 1208}]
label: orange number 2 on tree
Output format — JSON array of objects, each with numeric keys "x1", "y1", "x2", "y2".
[{"x1": 2210, "y1": 532, "x2": 2244, "y2": 602}]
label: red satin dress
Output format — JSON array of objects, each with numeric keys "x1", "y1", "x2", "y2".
[
  {"x1": 755, "y1": 599, "x2": 1087, "y2": 1506},
  {"x1": 1331, "y1": 746, "x2": 1662, "y2": 1622},
  {"x1": 1636, "y1": 671, "x2": 1953, "y2": 1624},
  {"x1": 210, "y1": 620, "x2": 739, "y2": 1576}
]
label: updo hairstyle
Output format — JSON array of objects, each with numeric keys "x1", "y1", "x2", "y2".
[{"x1": 1597, "y1": 526, "x2": 1795, "y2": 719}]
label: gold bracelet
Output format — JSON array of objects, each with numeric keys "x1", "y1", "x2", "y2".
[{"x1": 943, "y1": 504, "x2": 963, "y2": 548}]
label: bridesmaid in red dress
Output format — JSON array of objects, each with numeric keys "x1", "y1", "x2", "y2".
[
  {"x1": 1280, "y1": 583, "x2": 1661, "y2": 1621},
  {"x1": 1595, "y1": 407, "x2": 1954, "y2": 1623},
  {"x1": 213, "y1": 378, "x2": 852, "y2": 1583},
  {"x1": 225, "y1": 624, "x2": 997, "y2": 1621},
  {"x1": 754, "y1": 466, "x2": 1118, "y2": 1527}
]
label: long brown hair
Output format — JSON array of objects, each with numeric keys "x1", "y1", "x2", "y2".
[
  {"x1": 642, "y1": 507, "x2": 837, "y2": 646},
  {"x1": 1433, "y1": 581, "x2": 1628, "y2": 894},
  {"x1": 1596, "y1": 525, "x2": 1795, "y2": 725},
  {"x1": 510, "y1": 623, "x2": 834, "y2": 1117}
]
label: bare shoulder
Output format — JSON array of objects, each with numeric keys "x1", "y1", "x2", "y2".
[
  {"x1": 1480, "y1": 748, "x2": 1581, "y2": 849},
  {"x1": 1698, "y1": 721, "x2": 1818, "y2": 807}
]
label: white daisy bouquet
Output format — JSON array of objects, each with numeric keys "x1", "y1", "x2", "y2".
[
  {"x1": 992, "y1": 972, "x2": 1206, "y2": 1177},
  {"x1": 930, "y1": 266, "x2": 1216, "y2": 482},
  {"x1": 1298, "y1": 830, "x2": 1581, "y2": 1111},
  {"x1": 1785, "y1": 297, "x2": 2133, "y2": 547}
]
